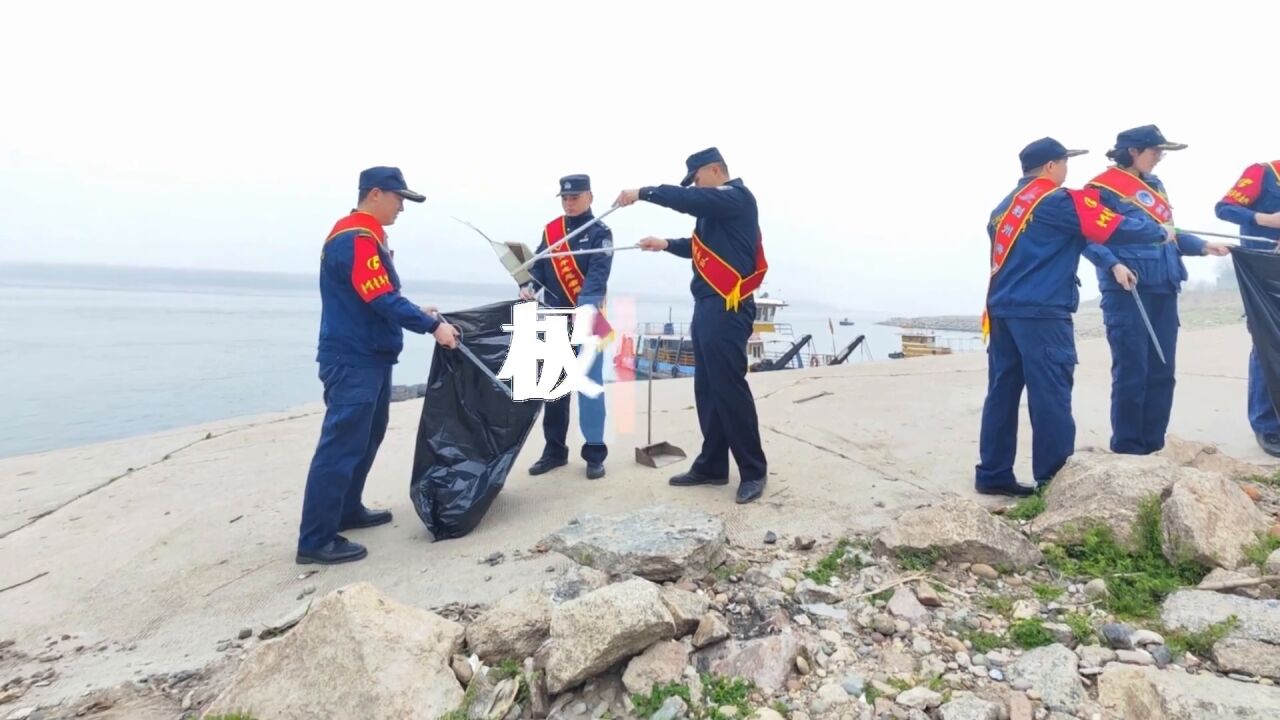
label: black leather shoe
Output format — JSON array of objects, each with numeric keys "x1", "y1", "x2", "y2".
[
  {"x1": 339, "y1": 507, "x2": 393, "y2": 531},
  {"x1": 296, "y1": 536, "x2": 368, "y2": 565},
  {"x1": 529, "y1": 458, "x2": 568, "y2": 476},
  {"x1": 975, "y1": 481, "x2": 1036, "y2": 497},
  {"x1": 1258, "y1": 433, "x2": 1280, "y2": 458},
  {"x1": 586, "y1": 462, "x2": 606, "y2": 480},
  {"x1": 669, "y1": 471, "x2": 730, "y2": 487},
  {"x1": 736, "y1": 478, "x2": 767, "y2": 504}
]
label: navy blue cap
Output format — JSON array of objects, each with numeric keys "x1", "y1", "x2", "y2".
[
  {"x1": 1019, "y1": 137, "x2": 1088, "y2": 173},
  {"x1": 1114, "y1": 125, "x2": 1187, "y2": 152},
  {"x1": 681, "y1": 147, "x2": 725, "y2": 187},
  {"x1": 358, "y1": 166, "x2": 425, "y2": 203},
  {"x1": 556, "y1": 174, "x2": 591, "y2": 196}
]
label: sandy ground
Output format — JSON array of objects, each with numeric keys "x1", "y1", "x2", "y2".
[{"x1": 0, "y1": 322, "x2": 1274, "y2": 710}]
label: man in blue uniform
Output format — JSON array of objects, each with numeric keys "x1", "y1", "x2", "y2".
[
  {"x1": 616, "y1": 147, "x2": 770, "y2": 504},
  {"x1": 520, "y1": 174, "x2": 613, "y2": 480},
  {"x1": 1081, "y1": 126, "x2": 1229, "y2": 455},
  {"x1": 976, "y1": 138, "x2": 1170, "y2": 496},
  {"x1": 1216, "y1": 160, "x2": 1280, "y2": 456},
  {"x1": 297, "y1": 167, "x2": 460, "y2": 565}
]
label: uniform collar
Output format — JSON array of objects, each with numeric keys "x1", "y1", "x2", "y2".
[
  {"x1": 333, "y1": 210, "x2": 387, "y2": 243},
  {"x1": 1112, "y1": 166, "x2": 1155, "y2": 183},
  {"x1": 566, "y1": 209, "x2": 595, "y2": 229}
]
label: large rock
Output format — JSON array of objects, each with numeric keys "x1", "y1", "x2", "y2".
[
  {"x1": 1162, "y1": 590, "x2": 1280, "y2": 678},
  {"x1": 874, "y1": 498, "x2": 1042, "y2": 570},
  {"x1": 795, "y1": 579, "x2": 844, "y2": 605},
  {"x1": 1099, "y1": 663, "x2": 1280, "y2": 719},
  {"x1": 691, "y1": 632, "x2": 803, "y2": 691},
  {"x1": 466, "y1": 565, "x2": 608, "y2": 663},
  {"x1": 887, "y1": 587, "x2": 930, "y2": 625},
  {"x1": 660, "y1": 587, "x2": 710, "y2": 637},
  {"x1": 203, "y1": 583, "x2": 464, "y2": 720},
  {"x1": 542, "y1": 563, "x2": 611, "y2": 604},
  {"x1": 1161, "y1": 590, "x2": 1280, "y2": 642},
  {"x1": 1005, "y1": 644, "x2": 1085, "y2": 714},
  {"x1": 938, "y1": 692, "x2": 1003, "y2": 720},
  {"x1": 692, "y1": 612, "x2": 731, "y2": 649},
  {"x1": 467, "y1": 587, "x2": 550, "y2": 664},
  {"x1": 622, "y1": 640, "x2": 690, "y2": 695},
  {"x1": 542, "y1": 506, "x2": 727, "y2": 581},
  {"x1": 1030, "y1": 452, "x2": 1185, "y2": 551},
  {"x1": 1213, "y1": 637, "x2": 1280, "y2": 679},
  {"x1": 1161, "y1": 473, "x2": 1270, "y2": 569},
  {"x1": 1159, "y1": 436, "x2": 1269, "y2": 480},
  {"x1": 1266, "y1": 548, "x2": 1280, "y2": 575},
  {"x1": 545, "y1": 578, "x2": 677, "y2": 694}
]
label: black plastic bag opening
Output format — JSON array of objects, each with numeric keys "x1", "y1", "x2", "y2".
[
  {"x1": 410, "y1": 300, "x2": 540, "y2": 540},
  {"x1": 1232, "y1": 247, "x2": 1280, "y2": 421}
]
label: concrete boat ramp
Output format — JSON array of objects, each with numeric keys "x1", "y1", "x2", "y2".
[{"x1": 0, "y1": 323, "x2": 1273, "y2": 710}]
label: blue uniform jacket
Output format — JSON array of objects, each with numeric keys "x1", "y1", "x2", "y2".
[
  {"x1": 316, "y1": 211, "x2": 439, "y2": 367},
  {"x1": 1081, "y1": 171, "x2": 1207, "y2": 293},
  {"x1": 526, "y1": 210, "x2": 613, "y2": 309},
  {"x1": 639, "y1": 179, "x2": 760, "y2": 302},
  {"x1": 987, "y1": 179, "x2": 1167, "y2": 319},
  {"x1": 1215, "y1": 162, "x2": 1280, "y2": 249}
]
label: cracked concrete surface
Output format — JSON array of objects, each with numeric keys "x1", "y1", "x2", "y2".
[{"x1": 0, "y1": 323, "x2": 1274, "y2": 710}]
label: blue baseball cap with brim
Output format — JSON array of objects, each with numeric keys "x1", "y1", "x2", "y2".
[
  {"x1": 1114, "y1": 125, "x2": 1187, "y2": 152},
  {"x1": 358, "y1": 166, "x2": 426, "y2": 203},
  {"x1": 681, "y1": 147, "x2": 724, "y2": 187},
  {"x1": 1019, "y1": 137, "x2": 1088, "y2": 173}
]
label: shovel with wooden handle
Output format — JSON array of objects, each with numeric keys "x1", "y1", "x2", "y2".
[{"x1": 635, "y1": 341, "x2": 687, "y2": 468}]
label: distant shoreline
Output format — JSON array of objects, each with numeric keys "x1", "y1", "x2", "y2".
[{"x1": 877, "y1": 316, "x2": 982, "y2": 333}]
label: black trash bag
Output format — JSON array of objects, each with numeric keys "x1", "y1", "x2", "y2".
[
  {"x1": 409, "y1": 300, "x2": 540, "y2": 540},
  {"x1": 1232, "y1": 247, "x2": 1280, "y2": 417}
]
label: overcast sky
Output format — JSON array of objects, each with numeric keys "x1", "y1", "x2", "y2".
[{"x1": 3, "y1": 0, "x2": 1275, "y2": 316}]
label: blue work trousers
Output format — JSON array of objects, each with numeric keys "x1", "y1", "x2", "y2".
[
  {"x1": 1249, "y1": 346, "x2": 1280, "y2": 435},
  {"x1": 1099, "y1": 290, "x2": 1178, "y2": 455},
  {"x1": 689, "y1": 297, "x2": 767, "y2": 483},
  {"x1": 540, "y1": 350, "x2": 608, "y2": 463},
  {"x1": 298, "y1": 364, "x2": 392, "y2": 553},
  {"x1": 976, "y1": 317, "x2": 1077, "y2": 488}
]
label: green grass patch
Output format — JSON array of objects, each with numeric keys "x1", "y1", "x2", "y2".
[
  {"x1": 898, "y1": 548, "x2": 942, "y2": 572},
  {"x1": 1043, "y1": 496, "x2": 1208, "y2": 619},
  {"x1": 1240, "y1": 470, "x2": 1280, "y2": 488},
  {"x1": 1165, "y1": 616, "x2": 1239, "y2": 657},
  {"x1": 771, "y1": 701, "x2": 791, "y2": 718},
  {"x1": 1009, "y1": 619, "x2": 1055, "y2": 649},
  {"x1": 864, "y1": 684, "x2": 880, "y2": 706},
  {"x1": 804, "y1": 539, "x2": 867, "y2": 585},
  {"x1": 702, "y1": 674, "x2": 755, "y2": 720},
  {"x1": 965, "y1": 630, "x2": 1005, "y2": 654},
  {"x1": 886, "y1": 677, "x2": 912, "y2": 692},
  {"x1": 631, "y1": 681, "x2": 692, "y2": 718},
  {"x1": 632, "y1": 676, "x2": 757, "y2": 720},
  {"x1": 1031, "y1": 582, "x2": 1064, "y2": 601},
  {"x1": 1006, "y1": 490, "x2": 1048, "y2": 521},
  {"x1": 1243, "y1": 534, "x2": 1280, "y2": 569},
  {"x1": 871, "y1": 589, "x2": 894, "y2": 604},
  {"x1": 712, "y1": 561, "x2": 750, "y2": 583},
  {"x1": 492, "y1": 658, "x2": 522, "y2": 680},
  {"x1": 980, "y1": 595, "x2": 1014, "y2": 617},
  {"x1": 1063, "y1": 612, "x2": 1094, "y2": 645}
]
